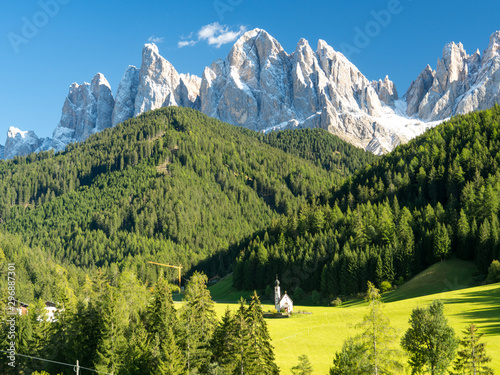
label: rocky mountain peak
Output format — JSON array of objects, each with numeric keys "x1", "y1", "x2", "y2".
[
  {"x1": 3, "y1": 29, "x2": 500, "y2": 159},
  {"x1": 142, "y1": 43, "x2": 160, "y2": 60},
  {"x1": 112, "y1": 66, "x2": 140, "y2": 127},
  {"x1": 8, "y1": 126, "x2": 28, "y2": 139},
  {"x1": 436, "y1": 42, "x2": 469, "y2": 91},
  {"x1": 51, "y1": 72, "x2": 115, "y2": 151},
  {"x1": 405, "y1": 65, "x2": 435, "y2": 117},
  {"x1": 4, "y1": 126, "x2": 45, "y2": 159},
  {"x1": 134, "y1": 43, "x2": 185, "y2": 116},
  {"x1": 484, "y1": 31, "x2": 500, "y2": 62},
  {"x1": 372, "y1": 76, "x2": 399, "y2": 107},
  {"x1": 228, "y1": 28, "x2": 287, "y2": 69}
]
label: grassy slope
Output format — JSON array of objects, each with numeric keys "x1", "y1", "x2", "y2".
[
  {"x1": 210, "y1": 261, "x2": 500, "y2": 374},
  {"x1": 207, "y1": 274, "x2": 255, "y2": 303}
]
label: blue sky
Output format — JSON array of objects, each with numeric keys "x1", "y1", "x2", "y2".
[{"x1": 1, "y1": 0, "x2": 499, "y2": 144}]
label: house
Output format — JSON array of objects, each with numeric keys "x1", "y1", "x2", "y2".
[
  {"x1": 44, "y1": 301, "x2": 58, "y2": 322},
  {"x1": 10, "y1": 300, "x2": 29, "y2": 316},
  {"x1": 274, "y1": 275, "x2": 293, "y2": 313}
]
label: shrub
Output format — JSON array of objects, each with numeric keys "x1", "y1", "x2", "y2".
[
  {"x1": 486, "y1": 260, "x2": 500, "y2": 284},
  {"x1": 330, "y1": 297, "x2": 342, "y2": 307},
  {"x1": 265, "y1": 285, "x2": 273, "y2": 300},
  {"x1": 293, "y1": 286, "x2": 305, "y2": 302},
  {"x1": 395, "y1": 276, "x2": 405, "y2": 286},
  {"x1": 380, "y1": 281, "x2": 392, "y2": 293},
  {"x1": 311, "y1": 290, "x2": 321, "y2": 305}
]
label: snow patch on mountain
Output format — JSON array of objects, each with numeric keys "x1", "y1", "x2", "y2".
[{"x1": 4, "y1": 126, "x2": 47, "y2": 159}]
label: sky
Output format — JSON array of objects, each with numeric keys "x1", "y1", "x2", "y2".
[{"x1": 1, "y1": 0, "x2": 499, "y2": 144}]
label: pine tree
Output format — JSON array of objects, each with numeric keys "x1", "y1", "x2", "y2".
[
  {"x1": 329, "y1": 282, "x2": 403, "y2": 375},
  {"x1": 382, "y1": 247, "x2": 395, "y2": 283},
  {"x1": 451, "y1": 324, "x2": 493, "y2": 375},
  {"x1": 156, "y1": 325, "x2": 186, "y2": 375},
  {"x1": 434, "y1": 223, "x2": 451, "y2": 261},
  {"x1": 357, "y1": 282, "x2": 402, "y2": 374},
  {"x1": 375, "y1": 254, "x2": 383, "y2": 287},
  {"x1": 291, "y1": 354, "x2": 314, "y2": 375},
  {"x1": 146, "y1": 279, "x2": 185, "y2": 374},
  {"x1": 230, "y1": 298, "x2": 253, "y2": 375},
  {"x1": 121, "y1": 321, "x2": 152, "y2": 375},
  {"x1": 457, "y1": 209, "x2": 472, "y2": 259},
  {"x1": 179, "y1": 272, "x2": 217, "y2": 373},
  {"x1": 94, "y1": 285, "x2": 125, "y2": 375},
  {"x1": 401, "y1": 300, "x2": 458, "y2": 375},
  {"x1": 329, "y1": 336, "x2": 368, "y2": 374},
  {"x1": 211, "y1": 308, "x2": 236, "y2": 373},
  {"x1": 245, "y1": 291, "x2": 279, "y2": 374}
]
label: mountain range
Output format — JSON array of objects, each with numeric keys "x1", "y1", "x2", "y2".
[{"x1": 2, "y1": 28, "x2": 500, "y2": 159}]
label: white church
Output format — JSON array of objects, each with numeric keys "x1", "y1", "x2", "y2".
[{"x1": 274, "y1": 275, "x2": 293, "y2": 313}]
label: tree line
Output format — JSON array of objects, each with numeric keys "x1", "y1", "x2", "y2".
[
  {"x1": 0, "y1": 271, "x2": 279, "y2": 375},
  {"x1": 1, "y1": 107, "x2": 364, "y2": 290},
  {"x1": 234, "y1": 105, "x2": 500, "y2": 299}
]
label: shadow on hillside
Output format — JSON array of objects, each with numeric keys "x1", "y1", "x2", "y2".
[
  {"x1": 382, "y1": 259, "x2": 478, "y2": 304},
  {"x1": 441, "y1": 284, "x2": 500, "y2": 336}
]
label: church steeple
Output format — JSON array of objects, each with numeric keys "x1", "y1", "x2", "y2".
[{"x1": 274, "y1": 275, "x2": 281, "y2": 311}]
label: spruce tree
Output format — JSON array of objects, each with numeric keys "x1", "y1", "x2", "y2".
[
  {"x1": 230, "y1": 298, "x2": 253, "y2": 375},
  {"x1": 179, "y1": 272, "x2": 217, "y2": 373},
  {"x1": 246, "y1": 291, "x2": 279, "y2": 374},
  {"x1": 291, "y1": 354, "x2": 313, "y2": 375},
  {"x1": 451, "y1": 324, "x2": 493, "y2": 375},
  {"x1": 434, "y1": 223, "x2": 451, "y2": 261},
  {"x1": 145, "y1": 279, "x2": 185, "y2": 374},
  {"x1": 121, "y1": 321, "x2": 152, "y2": 375},
  {"x1": 211, "y1": 308, "x2": 236, "y2": 372},
  {"x1": 457, "y1": 209, "x2": 472, "y2": 259},
  {"x1": 329, "y1": 337, "x2": 367, "y2": 375},
  {"x1": 94, "y1": 285, "x2": 125, "y2": 375}
]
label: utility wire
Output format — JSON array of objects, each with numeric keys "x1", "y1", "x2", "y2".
[{"x1": 0, "y1": 350, "x2": 112, "y2": 375}]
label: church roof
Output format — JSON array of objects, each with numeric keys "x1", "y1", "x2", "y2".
[{"x1": 280, "y1": 293, "x2": 293, "y2": 303}]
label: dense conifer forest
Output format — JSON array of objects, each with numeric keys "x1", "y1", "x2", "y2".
[
  {"x1": 1, "y1": 105, "x2": 500, "y2": 373},
  {"x1": 234, "y1": 104, "x2": 500, "y2": 298},
  {"x1": 0, "y1": 107, "x2": 375, "y2": 301}
]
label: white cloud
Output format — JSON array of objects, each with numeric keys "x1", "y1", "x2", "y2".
[
  {"x1": 178, "y1": 40, "x2": 197, "y2": 48},
  {"x1": 148, "y1": 36, "x2": 165, "y2": 43},
  {"x1": 178, "y1": 23, "x2": 246, "y2": 49}
]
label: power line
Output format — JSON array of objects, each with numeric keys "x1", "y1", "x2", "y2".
[{"x1": 0, "y1": 351, "x2": 112, "y2": 375}]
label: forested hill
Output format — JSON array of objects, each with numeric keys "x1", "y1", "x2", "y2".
[
  {"x1": 234, "y1": 105, "x2": 500, "y2": 299},
  {"x1": 0, "y1": 107, "x2": 377, "y2": 300}
]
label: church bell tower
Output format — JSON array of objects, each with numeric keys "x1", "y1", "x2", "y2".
[{"x1": 274, "y1": 275, "x2": 281, "y2": 311}]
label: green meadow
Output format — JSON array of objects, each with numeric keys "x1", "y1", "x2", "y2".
[{"x1": 209, "y1": 260, "x2": 500, "y2": 374}]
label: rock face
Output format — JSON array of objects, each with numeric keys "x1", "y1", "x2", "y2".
[
  {"x1": 112, "y1": 66, "x2": 140, "y2": 127},
  {"x1": 405, "y1": 31, "x2": 500, "y2": 120},
  {"x1": 3, "y1": 29, "x2": 500, "y2": 159},
  {"x1": 4, "y1": 127, "x2": 45, "y2": 159},
  {"x1": 133, "y1": 44, "x2": 201, "y2": 117},
  {"x1": 51, "y1": 73, "x2": 115, "y2": 151},
  {"x1": 199, "y1": 30, "x2": 406, "y2": 151},
  {"x1": 372, "y1": 76, "x2": 399, "y2": 106}
]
